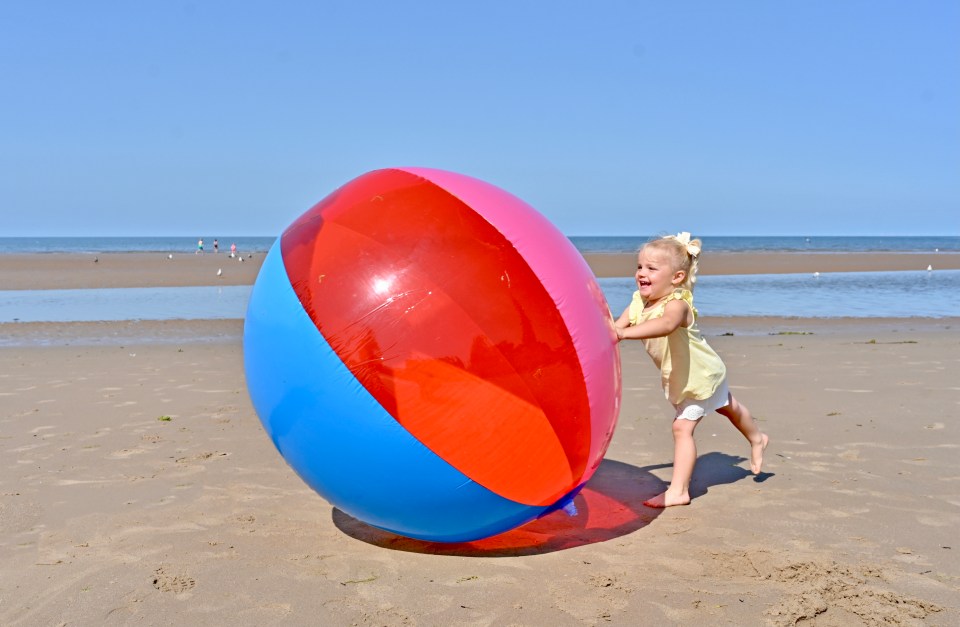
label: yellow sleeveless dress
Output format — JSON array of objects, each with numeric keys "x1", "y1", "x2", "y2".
[{"x1": 629, "y1": 288, "x2": 727, "y2": 405}]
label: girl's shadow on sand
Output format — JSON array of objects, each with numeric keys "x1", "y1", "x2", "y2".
[
  {"x1": 333, "y1": 453, "x2": 771, "y2": 557},
  {"x1": 692, "y1": 451, "x2": 774, "y2": 497}
]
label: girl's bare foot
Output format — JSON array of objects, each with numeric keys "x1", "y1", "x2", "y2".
[
  {"x1": 751, "y1": 433, "x2": 769, "y2": 474},
  {"x1": 643, "y1": 491, "x2": 691, "y2": 508}
]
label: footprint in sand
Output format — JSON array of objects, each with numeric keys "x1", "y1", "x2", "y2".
[
  {"x1": 175, "y1": 451, "x2": 229, "y2": 464},
  {"x1": 764, "y1": 559, "x2": 942, "y2": 626},
  {"x1": 232, "y1": 513, "x2": 257, "y2": 527},
  {"x1": 110, "y1": 448, "x2": 148, "y2": 459},
  {"x1": 152, "y1": 567, "x2": 196, "y2": 593}
]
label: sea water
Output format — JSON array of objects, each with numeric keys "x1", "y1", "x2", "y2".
[
  {"x1": 0, "y1": 285, "x2": 252, "y2": 323},
  {"x1": 2, "y1": 269, "x2": 958, "y2": 324},
  {"x1": 0, "y1": 236, "x2": 278, "y2": 255},
  {"x1": 598, "y1": 270, "x2": 960, "y2": 318}
]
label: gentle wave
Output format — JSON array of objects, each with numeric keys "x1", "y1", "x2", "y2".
[{"x1": 1, "y1": 235, "x2": 957, "y2": 255}]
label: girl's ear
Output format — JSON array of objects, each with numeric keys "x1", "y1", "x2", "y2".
[{"x1": 671, "y1": 270, "x2": 686, "y2": 286}]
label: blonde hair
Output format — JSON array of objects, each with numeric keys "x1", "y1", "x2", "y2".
[{"x1": 640, "y1": 232, "x2": 702, "y2": 291}]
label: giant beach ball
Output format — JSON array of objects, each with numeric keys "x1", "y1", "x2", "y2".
[{"x1": 243, "y1": 168, "x2": 621, "y2": 542}]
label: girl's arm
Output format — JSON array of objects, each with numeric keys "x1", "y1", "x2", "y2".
[
  {"x1": 614, "y1": 306, "x2": 631, "y2": 330},
  {"x1": 617, "y1": 299, "x2": 688, "y2": 341}
]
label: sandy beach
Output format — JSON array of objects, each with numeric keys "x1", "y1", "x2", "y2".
[
  {"x1": 2, "y1": 253, "x2": 959, "y2": 625},
  {"x1": 2, "y1": 250, "x2": 959, "y2": 290},
  {"x1": 584, "y1": 252, "x2": 960, "y2": 279}
]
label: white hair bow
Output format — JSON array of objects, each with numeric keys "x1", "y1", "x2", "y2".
[{"x1": 668, "y1": 232, "x2": 701, "y2": 257}]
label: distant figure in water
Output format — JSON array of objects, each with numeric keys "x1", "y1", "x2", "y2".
[
  {"x1": 614, "y1": 232, "x2": 769, "y2": 508},
  {"x1": 230, "y1": 242, "x2": 237, "y2": 258},
  {"x1": 213, "y1": 239, "x2": 219, "y2": 253},
  {"x1": 196, "y1": 239, "x2": 204, "y2": 254}
]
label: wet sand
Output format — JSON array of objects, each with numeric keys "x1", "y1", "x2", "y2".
[{"x1": 583, "y1": 251, "x2": 960, "y2": 278}]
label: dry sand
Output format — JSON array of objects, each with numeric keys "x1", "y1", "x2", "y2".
[{"x1": 1, "y1": 254, "x2": 959, "y2": 625}]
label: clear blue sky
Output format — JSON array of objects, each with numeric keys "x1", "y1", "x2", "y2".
[{"x1": 2, "y1": 1, "x2": 958, "y2": 237}]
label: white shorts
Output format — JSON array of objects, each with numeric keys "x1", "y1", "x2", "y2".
[{"x1": 674, "y1": 379, "x2": 730, "y2": 421}]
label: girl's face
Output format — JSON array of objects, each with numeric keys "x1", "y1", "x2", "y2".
[{"x1": 635, "y1": 248, "x2": 686, "y2": 302}]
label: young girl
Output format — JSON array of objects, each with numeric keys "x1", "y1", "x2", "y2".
[{"x1": 615, "y1": 232, "x2": 768, "y2": 508}]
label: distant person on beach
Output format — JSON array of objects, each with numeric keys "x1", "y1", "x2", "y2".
[
  {"x1": 614, "y1": 232, "x2": 768, "y2": 508},
  {"x1": 230, "y1": 242, "x2": 237, "y2": 258},
  {"x1": 197, "y1": 239, "x2": 204, "y2": 254},
  {"x1": 213, "y1": 239, "x2": 219, "y2": 253}
]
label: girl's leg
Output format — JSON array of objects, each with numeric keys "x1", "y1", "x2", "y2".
[
  {"x1": 716, "y1": 393, "x2": 768, "y2": 474},
  {"x1": 643, "y1": 418, "x2": 699, "y2": 508}
]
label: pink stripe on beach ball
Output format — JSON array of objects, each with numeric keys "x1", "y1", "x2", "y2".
[{"x1": 399, "y1": 167, "x2": 621, "y2": 474}]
